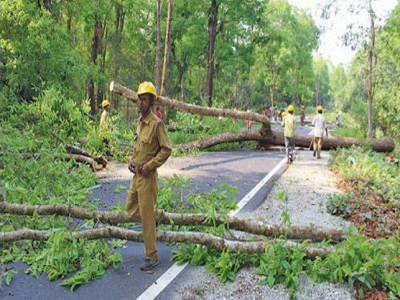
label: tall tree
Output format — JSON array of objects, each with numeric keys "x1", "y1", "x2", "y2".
[
  {"x1": 206, "y1": 0, "x2": 219, "y2": 107},
  {"x1": 320, "y1": 0, "x2": 383, "y2": 138},
  {"x1": 160, "y1": 0, "x2": 174, "y2": 97},
  {"x1": 155, "y1": 0, "x2": 161, "y2": 93},
  {"x1": 88, "y1": 19, "x2": 103, "y2": 115},
  {"x1": 367, "y1": 0, "x2": 375, "y2": 138}
]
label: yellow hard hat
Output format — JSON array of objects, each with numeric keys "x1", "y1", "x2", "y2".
[
  {"x1": 282, "y1": 111, "x2": 288, "y2": 118},
  {"x1": 317, "y1": 105, "x2": 323, "y2": 112},
  {"x1": 288, "y1": 105, "x2": 294, "y2": 112},
  {"x1": 137, "y1": 82, "x2": 157, "y2": 99},
  {"x1": 102, "y1": 100, "x2": 110, "y2": 108}
]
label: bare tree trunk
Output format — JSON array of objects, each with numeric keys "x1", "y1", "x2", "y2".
[
  {"x1": 110, "y1": 81, "x2": 271, "y2": 125},
  {"x1": 367, "y1": 0, "x2": 375, "y2": 138},
  {"x1": 114, "y1": 0, "x2": 124, "y2": 80},
  {"x1": 155, "y1": 0, "x2": 162, "y2": 93},
  {"x1": 0, "y1": 227, "x2": 331, "y2": 258},
  {"x1": 206, "y1": 0, "x2": 219, "y2": 107},
  {"x1": 0, "y1": 202, "x2": 345, "y2": 243},
  {"x1": 88, "y1": 20, "x2": 103, "y2": 115},
  {"x1": 160, "y1": 0, "x2": 174, "y2": 97},
  {"x1": 97, "y1": 20, "x2": 108, "y2": 107}
]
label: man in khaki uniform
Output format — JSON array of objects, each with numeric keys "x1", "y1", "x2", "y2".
[{"x1": 126, "y1": 81, "x2": 172, "y2": 271}]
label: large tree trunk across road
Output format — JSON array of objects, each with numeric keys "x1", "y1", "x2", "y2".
[
  {"x1": 109, "y1": 81, "x2": 395, "y2": 153},
  {"x1": 180, "y1": 130, "x2": 395, "y2": 153}
]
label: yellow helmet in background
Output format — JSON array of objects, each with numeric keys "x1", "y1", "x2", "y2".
[
  {"x1": 317, "y1": 105, "x2": 323, "y2": 113},
  {"x1": 137, "y1": 82, "x2": 157, "y2": 99},
  {"x1": 102, "y1": 100, "x2": 110, "y2": 108},
  {"x1": 282, "y1": 111, "x2": 288, "y2": 118},
  {"x1": 288, "y1": 105, "x2": 294, "y2": 113}
]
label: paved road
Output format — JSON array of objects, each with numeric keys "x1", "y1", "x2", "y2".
[{"x1": 1, "y1": 127, "x2": 311, "y2": 300}]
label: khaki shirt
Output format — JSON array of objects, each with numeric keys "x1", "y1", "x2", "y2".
[
  {"x1": 281, "y1": 113, "x2": 296, "y2": 138},
  {"x1": 133, "y1": 112, "x2": 172, "y2": 170}
]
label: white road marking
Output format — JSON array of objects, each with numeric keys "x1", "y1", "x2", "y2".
[
  {"x1": 228, "y1": 157, "x2": 287, "y2": 217},
  {"x1": 136, "y1": 155, "x2": 287, "y2": 300}
]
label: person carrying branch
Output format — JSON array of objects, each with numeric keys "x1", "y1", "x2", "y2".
[
  {"x1": 126, "y1": 81, "x2": 172, "y2": 272},
  {"x1": 312, "y1": 105, "x2": 328, "y2": 159},
  {"x1": 281, "y1": 105, "x2": 296, "y2": 164}
]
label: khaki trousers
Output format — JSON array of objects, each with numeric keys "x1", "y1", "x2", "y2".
[
  {"x1": 314, "y1": 137, "x2": 323, "y2": 158},
  {"x1": 126, "y1": 171, "x2": 162, "y2": 261}
]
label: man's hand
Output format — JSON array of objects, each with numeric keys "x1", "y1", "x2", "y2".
[
  {"x1": 128, "y1": 157, "x2": 136, "y2": 173},
  {"x1": 138, "y1": 164, "x2": 151, "y2": 177}
]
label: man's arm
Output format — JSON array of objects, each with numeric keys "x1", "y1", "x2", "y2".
[{"x1": 147, "y1": 122, "x2": 172, "y2": 170}]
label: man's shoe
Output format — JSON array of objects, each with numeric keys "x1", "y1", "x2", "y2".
[
  {"x1": 313, "y1": 150, "x2": 316, "y2": 157},
  {"x1": 140, "y1": 259, "x2": 159, "y2": 271}
]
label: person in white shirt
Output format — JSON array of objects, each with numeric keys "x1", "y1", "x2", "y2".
[{"x1": 312, "y1": 105, "x2": 328, "y2": 159}]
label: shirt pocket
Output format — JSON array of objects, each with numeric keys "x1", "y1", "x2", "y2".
[{"x1": 140, "y1": 134, "x2": 155, "y2": 153}]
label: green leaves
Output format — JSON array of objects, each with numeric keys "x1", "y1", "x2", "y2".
[{"x1": 0, "y1": 268, "x2": 18, "y2": 289}]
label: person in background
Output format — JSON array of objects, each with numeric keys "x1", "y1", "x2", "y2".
[
  {"x1": 99, "y1": 100, "x2": 112, "y2": 156},
  {"x1": 246, "y1": 119, "x2": 252, "y2": 132},
  {"x1": 281, "y1": 105, "x2": 296, "y2": 164},
  {"x1": 312, "y1": 105, "x2": 328, "y2": 159},
  {"x1": 99, "y1": 100, "x2": 111, "y2": 132},
  {"x1": 265, "y1": 106, "x2": 272, "y2": 120},
  {"x1": 280, "y1": 107, "x2": 286, "y2": 121},
  {"x1": 335, "y1": 111, "x2": 342, "y2": 127},
  {"x1": 156, "y1": 107, "x2": 163, "y2": 120}
]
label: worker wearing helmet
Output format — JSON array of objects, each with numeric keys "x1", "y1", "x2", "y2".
[
  {"x1": 99, "y1": 100, "x2": 111, "y2": 132},
  {"x1": 126, "y1": 81, "x2": 172, "y2": 272},
  {"x1": 281, "y1": 105, "x2": 296, "y2": 164},
  {"x1": 312, "y1": 105, "x2": 328, "y2": 159},
  {"x1": 99, "y1": 100, "x2": 113, "y2": 156}
]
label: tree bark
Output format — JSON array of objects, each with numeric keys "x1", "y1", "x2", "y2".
[
  {"x1": 88, "y1": 20, "x2": 103, "y2": 115},
  {"x1": 0, "y1": 201, "x2": 344, "y2": 242},
  {"x1": 160, "y1": 0, "x2": 174, "y2": 97},
  {"x1": 367, "y1": 0, "x2": 375, "y2": 138},
  {"x1": 109, "y1": 81, "x2": 271, "y2": 125},
  {"x1": 206, "y1": 0, "x2": 219, "y2": 107},
  {"x1": 97, "y1": 17, "x2": 109, "y2": 108},
  {"x1": 178, "y1": 130, "x2": 395, "y2": 153},
  {"x1": 65, "y1": 144, "x2": 108, "y2": 168},
  {"x1": 155, "y1": 0, "x2": 161, "y2": 93},
  {"x1": 0, "y1": 227, "x2": 331, "y2": 258}
]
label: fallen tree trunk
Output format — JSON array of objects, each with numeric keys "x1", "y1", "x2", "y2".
[
  {"x1": 0, "y1": 151, "x2": 105, "y2": 171},
  {"x1": 0, "y1": 201, "x2": 344, "y2": 242},
  {"x1": 178, "y1": 130, "x2": 395, "y2": 153},
  {"x1": 65, "y1": 154, "x2": 103, "y2": 171},
  {"x1": 65, "y1": 144, "x2": 108, "y2": 168},
  {"x1": 0, "y1": 227, "x2": 332, "y2": 259},
  {"x1": 109, "y1": 81, "x2": 271, "y2": 127}
]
